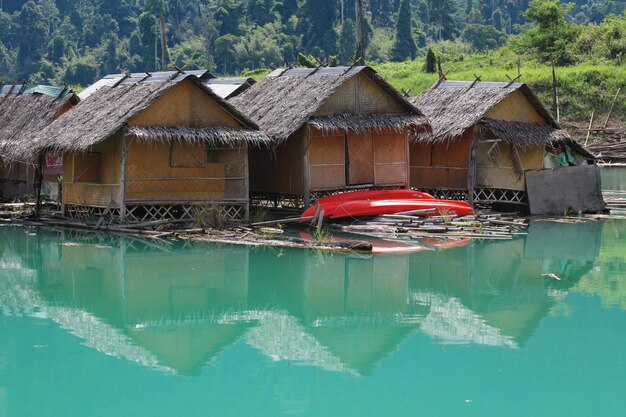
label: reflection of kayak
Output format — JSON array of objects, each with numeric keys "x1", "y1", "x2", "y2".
[
  {"x1": 420, "y1": 237, "x2": 472, "y2": 250},
  {"x1": 299, "y1": 231, "x2": 428, "y2": 254},
  {"x1": 302, "y1": 190, "x2": 435, "y2": 221},
  {"x1": 330, "y1": 199, "x2": 474, "y2": 219}
]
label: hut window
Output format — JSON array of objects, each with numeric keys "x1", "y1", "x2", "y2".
[
  {"x1": 170, "y1": 143, "x2": 208, "y2": 168},
  {"x1": 73, "y1": 153, "x2": 101, "y2": 183}
]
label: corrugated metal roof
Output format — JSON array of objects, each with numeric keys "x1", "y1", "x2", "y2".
[
  {"x1": 78, "y1": 70, "x2": 216, "y2": 100},
  {"x1": 436, "y1": 80, "x2": 524, "y2": 90},
  {"x1": 205, "y1": 77, "x2": 255, "y2": 99},
  {"x1": 268, "y1": 66, "x2": 367, "y2": 78},
  {"x1": 1, "y1": 84, "x2": 74, "y2": 98}
]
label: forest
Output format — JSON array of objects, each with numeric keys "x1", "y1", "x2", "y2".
[{"x1": 0, "y1": 0, "x2": 625, "y2": 88}]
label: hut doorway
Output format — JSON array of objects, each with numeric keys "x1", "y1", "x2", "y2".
[{"x1": 346, "y1": 132, "x2": 374, "y2": 186}]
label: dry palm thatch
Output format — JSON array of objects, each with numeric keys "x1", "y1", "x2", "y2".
[
  {"x1": 308, "y1": 113, "x2": 430, "y2": 141},
  {"x1": 26, "y1": 75, "x2": 264, "y2": 160},
  {"x1": 0, "y1": 93, "x2": 77, "y2": 161},
  {"x1": 229, "y1": 66, "x2": 431, "y2": 143},
  {"x1": 126, "y1": 125, "x2": 269, "y2": 148}
]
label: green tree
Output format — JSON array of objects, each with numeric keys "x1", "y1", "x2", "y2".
[
  {"x1": 462, "y1": 23, "x2": 508, "y2": 51},
  {"x1": 138, "y1": 12, "x2": 158, "y2": 71},
  {"x1": 15, "y1": 1, "x2": 49, "y2": 77},
  {"x1": 428, "y1": 0, "x2": 458, "y2": 40},
  {"x1": 424, "y1": 46, "x2": 436, "y2": 73},
  {"x1": 391, "y1": 0, "x2": 417, "y2": 61},
  {"x1": 299, "y1": 0, "x2": 338, "y2": 57},
  {"x1": 521, "y1": 0, "x2": 577, "y2": 65}
]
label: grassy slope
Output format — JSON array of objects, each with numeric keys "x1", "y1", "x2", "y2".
[{"x1": 373, "y1": 50, "x2": 626, "y2": 131}]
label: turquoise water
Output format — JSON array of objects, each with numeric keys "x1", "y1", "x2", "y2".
[
  {"x1": 602, "y1": 166, "x2": 626, "y2": 199},
  {"x1": 1, "y1": 221, "x2": 625, "y2": 417}
]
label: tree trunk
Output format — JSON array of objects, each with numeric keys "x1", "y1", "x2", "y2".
[
  {"x1": 159, "y1": 13, "x2": 170, "y2": 70},
  {"x1": 355, "y1": 0, "x2": 365, "y2": 65}
]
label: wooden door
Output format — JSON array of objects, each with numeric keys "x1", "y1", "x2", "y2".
[{"x1": 347, "y1": 132, "x2": 374, "y2": 185}]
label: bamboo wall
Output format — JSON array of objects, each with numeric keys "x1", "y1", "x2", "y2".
[
  {"x1": 63, "y1": 134, "x2": 122, "y2": 207},
  {"x1": 125, "y1": 141, "x2": 247, "y2": 203},
  {"x1": 475, "y1": 141, "x2": 543, "y2": 190},
  {"x1": 486, "y1": 91, "x2": 545, "y2": 123},
  {"x1": 307, "y1": 127, "x2": 409, "y2": 192},
  {"x1": 315, "y1": 73, "x2": 405, "y2": 116},
  {"x1": 129, "y1": 81, "x2": 241, "y2": 128},
  {"x1": 410, "y1": 129, "x2": 472, "y2": 190}
]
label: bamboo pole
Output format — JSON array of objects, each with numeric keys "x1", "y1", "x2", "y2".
[
  {"x1": 585, "y1": 111, "x2": 595, "y2": 146},
  {"x1": 603, "y1": 87, "x2": 621, "y2": 129}
]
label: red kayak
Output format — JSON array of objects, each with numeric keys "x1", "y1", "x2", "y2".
[
  {"x1": 330, "y1": 199, "x2": 474, "y2": 219},
  {"x1": 315, "y1": 189, "x2": 434, "y2": 205},
  {"x1": 302, "y1": 190, "x2": 435, "y2": 221}
]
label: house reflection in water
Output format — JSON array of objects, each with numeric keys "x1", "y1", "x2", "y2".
[{"x1": 29, "y1": 219, "x2": 602, "y2": 376}]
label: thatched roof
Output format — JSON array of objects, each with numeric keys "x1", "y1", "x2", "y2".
[
  {"x1": 126, "y1": 125, "x2": 269, "y2": 148},
  {"x1": 0, "y1": 90, "x2": 78, "y2": 161},
  {"x1": 229, "y1": 66, "x2": 431, "y2": 143},
  {"x1": 25, "y1": 75, "x2": 265, "y2": 160},
  {"x1": 410, "y1": 80, "x2": 571, "y2": 146}
]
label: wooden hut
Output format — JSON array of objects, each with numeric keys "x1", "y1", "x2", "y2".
[
  {"x1": 0, "y1": 85, "x2": 79, "y2": 199},
  {"x1": 410, "y1": 81, "x2": 598, "y2": 210},
  {"x1": 29, "y1": 72, "x2": 268, "y2": 222},
  {"x1": 229, "y1": 66, "x2": 431, "y2": 207}
]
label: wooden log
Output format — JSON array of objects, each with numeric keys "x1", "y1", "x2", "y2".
[{"x1": 251, "y1": 216, "x2": 314, "y2": 227}]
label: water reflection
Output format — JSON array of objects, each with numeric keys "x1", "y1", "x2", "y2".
[{"x1": 0, "y1": 219, "x2": 606, "y2": 376}]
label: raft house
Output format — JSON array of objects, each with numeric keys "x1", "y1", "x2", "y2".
[
  {"x1": 27, "y1": 70, "x2": 269, "y2": 223},
  {"x1": 229, "y1": 66, "x2": 432, "y2": 208},
  {"x1": 409, "y1": 80, "x2": 604, "y2": 214},
  {"x1": 0, "y1": 84, "x2": 79, "y2": 200}
]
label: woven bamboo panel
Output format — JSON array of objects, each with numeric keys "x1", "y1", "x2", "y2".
[
  {"x1": 128, "y1": 80, "x2": 240, "y2": 128},
  {"x1": 171, "y1": 143, "x2": 207, "y2": 167},
  {"x1": 359, "y1": 75, "x2": 404, "y2": 114},
  {"x1": 410, "y1": 167, "x2": 468, "y2": 188},
  {"x1": 213, "y1": 148, "x2": 246, "y2": 177},
  {"x1": 486, "y1": 90, "x2": 545, "y2": 123},
  {"x1": 125, "y1": 178, "x2": 226, "y2": 201},
  {"x1": 100, "y1": 149, "x2": 121, "y2": 184},
  {"x1": 308, "y1": 133, "x2": 345, "y2": 165},
  {"x1": 476, "y1": 142, "x2": 542, "y2": 171},
  {"x1": 519, "y1": 147, "x2": 543, "y2": 169},
  {"x1": 223, "y1": 178, "x2": 246, "y2": 199},
  {"x1": 127, "y1": 143, "x2": 220, "y2": 179},
  {"x1": 476, "y1": 167, "x2": 526, "y2": 190},
  {"x1": 73, "y1": 153, "x2": 100, "y2": 183},
  {"x1": 449, "y1": 137, "x2": 472, "y2": 168},
  {"x1": 410, "y1": 143, "x2": 432, "y2": 167},
  {"x1": 347, "y1": 132, "x2": 374, "y2": 185},
  {"x1": 373, "y1": 131, "x2": 406, "y2": 164},
  {"x1": 310, "y1": 165, "x2": 345, "y2": 190},
  {"x1": 315, "y1": 73, "x2": 404, "y2": 116},
  {"x1": 375, "y1": 163, "x2": 407, "y2": 185},
  {"x1": 63, "y1": 183, "x2": 120, "y2": 206},
  {"x1": 431, "y1": 142, "x2": 449, "y2": 166}
]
